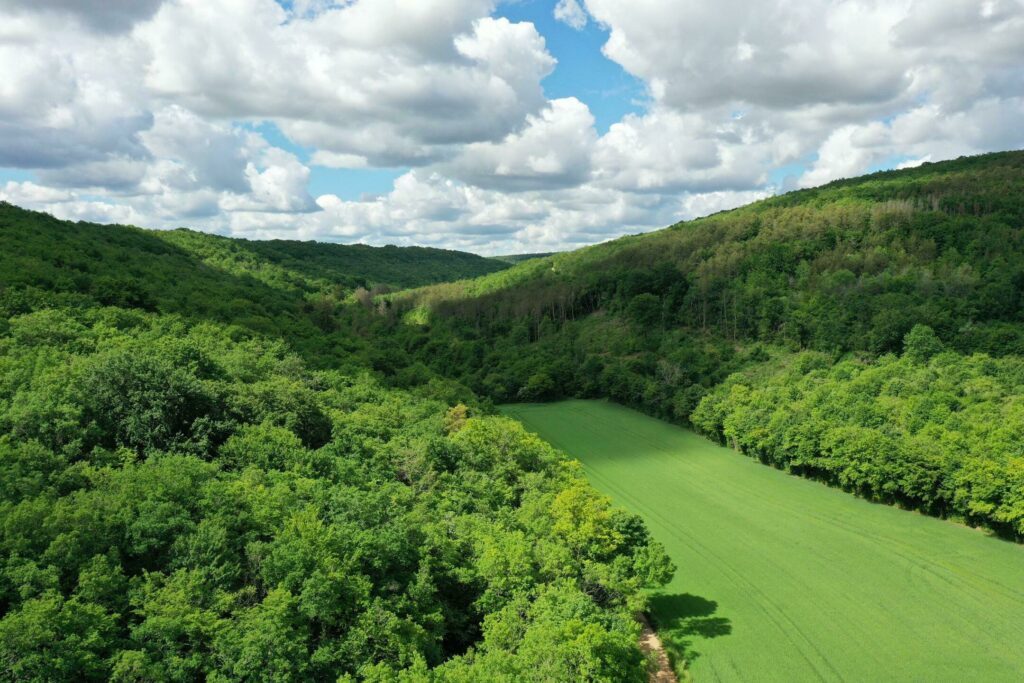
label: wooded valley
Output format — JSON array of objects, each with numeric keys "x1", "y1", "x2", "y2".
[{"x1": 2, "y1": 150, "x2": 1023, "y2": 680}]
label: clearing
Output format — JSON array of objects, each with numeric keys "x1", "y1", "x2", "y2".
[{"x1": 500, "y1": 400, "x2": 1024, "y2": 682}]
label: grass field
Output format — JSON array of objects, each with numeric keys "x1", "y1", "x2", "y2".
[{"x1": 500, "y1": 400, "x2": 1024, "y2": 682}]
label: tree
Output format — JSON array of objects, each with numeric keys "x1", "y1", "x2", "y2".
[
  {"x1": 903, "y1": 324, "x2": 944, "y2": 363},
  {"x1": 517, "y1": 372, "x2": 556, "y2": 401}
]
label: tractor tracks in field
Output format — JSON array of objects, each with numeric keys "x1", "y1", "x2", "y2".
[{"x1": 585, "y1": 465, "x2": 845, "y2": 683}]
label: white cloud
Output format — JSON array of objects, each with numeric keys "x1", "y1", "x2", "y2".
[
  {"x1": 575, "y1": 0, "x2": 1024, "y2": 191},
  {"x1": 554, "y1": 0, "x2": 588, "y2": 30},
  {"x1": 443, "y1": 97, "x2": 597, "y2": 191},
  {"x1": 138, "y1": 3, "x2": 553, "y2": 166},
  {"x1": 1, "y1": 0, "x2": 1023, "y2": 252},
  {"x1": 0, "y1": 13, "x2": 151, "y2": 169},
  {"x1": 144, "y1": 107, "x2": 250, "y2": 189},
  {"x1": 593, "y1": 107, "x2": 769, "y2": 193},
  {"x1": 0, "y1": 180, "x2": 74, "y2": 204},
  {"x1": 584, "y1": 0, "x2": 911, "y2": 110},
  {"x1": 0, "y1": 0, "x2": 166, "y2": 34},
  {"x1": 799, "y1": 96, "x2": 1024, "y2": 187},
  {"x1": 310, "y1": 152, "x2": 370, "y2": 170},
  {"x1": 237, "y1": 147, "x2": 319, "y2": 214},
  {"x1": 293, "y1": 169, "x2": 745, "y2": 255}
]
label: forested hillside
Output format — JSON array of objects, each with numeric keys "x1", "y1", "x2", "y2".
[
  {"x1": 0, "y1": 202, "x2": 505, "y2": 333},
  {"x1": 489, "y1": 253, "x2": 557, "y2": 265},
  {"x1": 160, "y1": 229, "x2": 509, "y2": 291},
  {"x1": 0, "y1": 205, "x2": 673, "y2": 680},
  {"x1": 371, "y1": 151, "x2": 1024, "y2": 538}
]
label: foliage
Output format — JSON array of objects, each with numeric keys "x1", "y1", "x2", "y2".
[
  {"x1": 366, "y1": 151, "x2": 1024, "y2": 537},
  {"x1": 691, "y1": 335, "x2": 1024, "y2": 535},
  {"x1": 0, "y1": 202, "x2": 505, "y2": 369},
  {"x1": 0, "y1": 208, "x2": 670, "y2": 680}
]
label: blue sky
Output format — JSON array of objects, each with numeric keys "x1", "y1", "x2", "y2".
[
  {"x1": 496, "y1": 0, "x2": 645, "y2": 133},
  {"x1": 1, "y1": 0, "x2": 1021, "y2": 253}
]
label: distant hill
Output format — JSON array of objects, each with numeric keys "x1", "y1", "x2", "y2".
[
  {"x1": 0, "y1": 203, "x2": 506, "y2": 299},
  {"x1": 489, "y1": 252, "x2": 557, "y2": 265},
  {"x1": 391, "y1": 150, "x2": 1024, "y2": 356},
  {"x1": 0, "y1": 203, "x2": 507, "y2": 354},
  {"x1": 161, "y1": 228, "x2": 508, "y2": 291}
]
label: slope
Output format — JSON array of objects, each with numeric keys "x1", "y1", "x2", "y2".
[
  {"x1": 0, "y1": 202, "x2": 507, "y2": 368},
  {"x1": 0, "y1": 202, "x2": 506, "y2": 317},
  {"x1": 0, "y1": 211, "x2": 671, "y2": 679},
  {"x1": 367, "y1": 150, "x2": 1024, "y2": 537}
]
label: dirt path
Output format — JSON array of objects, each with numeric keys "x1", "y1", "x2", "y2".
[{"x1": 638, "y1": 613, "x2": 679, "y2": 683}]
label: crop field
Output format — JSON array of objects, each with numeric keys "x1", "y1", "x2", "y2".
[{"x1": 500, "y1": 400, "x2": 1024, "y2": 682}]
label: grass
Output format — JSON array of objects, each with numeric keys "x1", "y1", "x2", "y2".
[{"x1": 500, "y1": 400, "x2": 1024, "y2": 682}]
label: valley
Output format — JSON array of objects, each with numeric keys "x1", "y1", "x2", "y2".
[
  {"x1": 2, "y1": 151, "x2": 1023, "y2": 681},
  {"x1": 3, "y1": 3, "x2": 1022, "y2": 680}
]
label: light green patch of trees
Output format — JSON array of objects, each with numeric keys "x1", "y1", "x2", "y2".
[
  {"x1": 0, "y1": 306, "x2": 672, "y2": 681},
  {"x1": 0, "y1": 204, "x2": 672, "y2": 680}
]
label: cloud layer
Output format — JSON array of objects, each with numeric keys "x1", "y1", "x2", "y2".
[{"x1": 1, "y1": 0, "x2": 1022, "y2": 254}]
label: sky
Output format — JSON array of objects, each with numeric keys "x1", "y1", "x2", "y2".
[{"x1": 0, "y1": 1, "x2": 1022, "y2": 255}]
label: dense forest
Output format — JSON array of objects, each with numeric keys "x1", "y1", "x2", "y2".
[
  {"x1": 0, "y1": 203, "x2": 508, "y2": 370},
  {"x1": 3, "y1": 150, "x2": 1023, "y2": 680},
  {"x1": 370, "y1": 151, "x2": 1024, "y2": 538},
  {"x1": 0, "y1": 205, "x2": 673, "y2": 680}
]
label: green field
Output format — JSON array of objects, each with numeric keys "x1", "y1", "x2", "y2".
[{"x1": 500, "y1": 400, "x2": 1024, "y2": 682}]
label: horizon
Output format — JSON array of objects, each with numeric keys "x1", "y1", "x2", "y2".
[{"x1": 4, "y1": 146, "x2": 1021, "y2": 258}]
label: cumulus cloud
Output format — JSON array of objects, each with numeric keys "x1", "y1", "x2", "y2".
[
  {"x1": 237, "y1": 147, "x2": 319, "y2": 214},
  {"x1": 575, "y1": 0, "x2": 1024, "y2": 189},
  {"x1": 799, "y1": 96, "x2": 1024, "y2": 187},
  {"x1": 0, "y1": 14, "x2": 151, "y2": 169},
  {"x1": 1, "y1": 0, "x2": 1023, "y2": 252},
  {"x1": 139, "y1": 107, "x2": 251, "y2": 195},
  {"x1": 443, "y1": 98, "x2": 597, "y2": 191},
  {"x1": 0, "y1": 0, "x2": 166, "y2": 34},
  {"x1": 138, "y1": 3, "x2": 554, "y2": 166},
  {"x1": 593, "y1": 107, "x2": 770, "y2": 193},
  {"x1": 582, "y1": 0, "x2": 1019, "y2": 110},
  {"x1": 0, "y1": 180, "x2": 74, "y2": 204},
  {"x1": 305, "y1": 170, "x2": 689, "y2": 253}
]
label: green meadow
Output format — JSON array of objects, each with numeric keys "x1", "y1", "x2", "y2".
[{"x1": 501, "y1": 400, "x2": 1024, "y2": 682}]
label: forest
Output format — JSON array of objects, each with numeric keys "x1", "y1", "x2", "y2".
[
  {"x1": 369, "y1": 151, "x2": 1024, "y2": 538},
  {"x1": 2, "y1": 150, "x2": 1023, "y2": 680},
  {"x1": 0, "y1": 204, "x2": 672, "y2": 680}
]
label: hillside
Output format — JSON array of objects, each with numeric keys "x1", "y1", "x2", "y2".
[
  {"x1": 390, "y1": 150, "x2": 1024, "y2": 354},
  {"x1": 0, "y1": 202, "x2": 506, "y2": 323},
  {"x1": 489, "y1": 253, "x2": 558, "y2": 265},
  {"x1": 0, "y1": 206, "x2": 672, "y2": 679},
  {"x1": 160, "y1": 229, "x2": 510, "y2": 292},
  {"x1": 0, "y1": 202, "x2": 510, "y2": 369},
  {"x1": 370, "y1": 150, "x2": 1024, "y2": 537}
]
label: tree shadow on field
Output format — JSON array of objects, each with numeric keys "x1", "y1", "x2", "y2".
[{"x1": 648, "y1": 593, "x2": 733, "y2": 669}]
